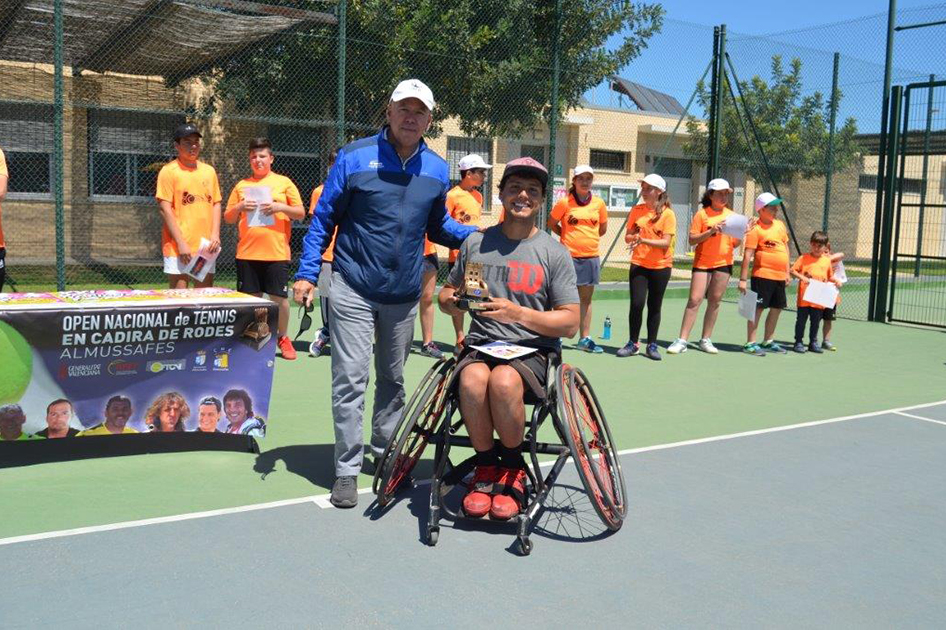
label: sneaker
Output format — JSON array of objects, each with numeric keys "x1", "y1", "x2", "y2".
[
  {"x1": 309, "y1": 329, "x2": 329, "y2": 357},
  {"x1": 822, "y1": 340, "x2": 836, "y2": 351},
  {"x1": 577, "y1": 336, "x2": 604, "y2": 354},
  {"x1": 698, "y1": 338, "x2": 718, "y2": 354},
  {"x1": 667, "y1": 338, "x2": 688, "y2": 354},
  {"x1": 278, "y1": 335, "x2": 297, "y2": 361},
  {"x1": 760, "y1": 340, "x2": 787, "y2": 354},
  {"x1": 462, "y1": 465, "x2": 499, "y2": 518},
  {"x1": 616, "y1": 341, "x2": 640, "y2": 358},
  {"x1": 645, "y1": 343, "x2": 662, "y2": 361},
  {"x1": 793, "y1": 342, "x2": 807, "y2": 353},
  {"x1": 489, "y1": 468, "x2": 527, "y2": 521},
  {"x1": 330, "y1": 475, "x2": 358, "y2": 508},
  {"x1": 808, "y1": 342, "x2": 824, "y2": 354},
  {"x1": 742, "y1": 342, "x2": 766, "y2": 357},
  {"x1": 420, "y1": 341, "x2": 444, "y2": 359}
]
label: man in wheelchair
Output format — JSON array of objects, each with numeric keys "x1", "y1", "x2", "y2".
[{"x1": 437, "y1": 157, "x2": 579, "y2": 521}]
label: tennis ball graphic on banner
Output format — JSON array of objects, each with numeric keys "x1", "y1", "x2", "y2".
[{"x1": 0, "y1": 320, "x2": 33, "y2": 404}]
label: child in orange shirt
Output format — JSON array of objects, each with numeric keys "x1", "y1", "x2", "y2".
[
  {"x1": 790, "y1": 231, "x2": 841, "y2": 353},
  {"x1": 738, "y1": 193, "x2": 791, "y2": 356}
]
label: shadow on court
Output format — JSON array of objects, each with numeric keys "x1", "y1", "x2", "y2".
[{"x1": 253, "y1": 443, "x2": 337, "y2": 487}]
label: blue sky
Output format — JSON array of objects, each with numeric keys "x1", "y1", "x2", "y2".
[{"x1": 585, "y1": 1, "x2": 946, "y2": 132}]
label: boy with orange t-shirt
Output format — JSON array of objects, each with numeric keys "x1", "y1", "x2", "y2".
[
  {"x1": 0, "y1": 146, "x2": 8, "y2": 292},
  {"x1": 739, "y1": 193, "x2": 791, "y2": 356},
  {"x1": 790, "y1": 231, "x2": 840, "y2": 354},
  {"x1": 156, "y1": 124, "x2": 222, "y2": 289},
  {"x1": 224, "y1": 137, "x2": 305, "y2": 359}
]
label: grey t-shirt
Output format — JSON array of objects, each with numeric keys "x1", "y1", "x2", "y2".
[{"x1": 446, "y1": 225, "x2": 579, "y2": 349}]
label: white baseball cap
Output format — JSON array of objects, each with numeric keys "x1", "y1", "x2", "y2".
[
  {"x1": 754, "y1": 192, "x2": 783, "y2": 212},
  {"x1": 707, "y1": 178, "x2": 733, "y2": 192},
  {"x1": 458, "y1": 154, "x2": 492, "y2": 170},
  {"x1": 390, "y1": 79, "x2": 435, "y2": 111},
  {"x1": 640, "y1": 173, "x2": 667, "y2": 192},
  {"x1": 573, "y1": 165, "x2": 594, "y2": 177}
]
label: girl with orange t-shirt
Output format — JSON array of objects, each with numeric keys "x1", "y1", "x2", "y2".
[
  {"x1": 668, "y1": 178, "x2": 742, "y2": 355},
  {"x1": 549, "y1": 165, "x2": 608, "y2": 353},
  {"x1": 617, "y1": 174, "x2": 675, "y2": 361}
]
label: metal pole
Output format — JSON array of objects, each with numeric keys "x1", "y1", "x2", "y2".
[
  {"x1": 335, "y1": 0, "x2": 346, "y2": 147},
  {"x1": 823, "y1": 52, "x2": 840, "y2": 232},
  {"x1": 711, "y1": 24, "x2": 726, "y2": 180},
  {"x1": 706, "y1": 27, "x2": 720, "y2": 184},
  {"x1": 543, "y1": 0, "x2": 561, "y2": 232},
  {"x1": 53, "y1": 0, "x2": 65, "y2": 291},
  {"x1": 874, "y1": 85, "x2": 902, "y2": 322},
  {"x1": 915, "y1": 74, "x2": 935, "y2": 277},
  {"x1": 869, "y1": 0, "x2": 897, "y2": 321}
]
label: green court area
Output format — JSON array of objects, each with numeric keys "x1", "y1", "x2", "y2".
[{"x1": 1, "y1": 294, "x2": 943, "y2": 540}]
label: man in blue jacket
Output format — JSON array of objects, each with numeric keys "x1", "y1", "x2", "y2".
[{"x1": 293, "y1": 79, "x2": 477, "y2": 508}]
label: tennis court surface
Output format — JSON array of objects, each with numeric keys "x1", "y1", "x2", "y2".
[{"x1": 1, "y1": 296, "x2": 944, "y2": 627}]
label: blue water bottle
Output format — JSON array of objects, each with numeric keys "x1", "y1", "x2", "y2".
[{"x1": 602, "y1": 316, "x2": 612, "y2": 340}]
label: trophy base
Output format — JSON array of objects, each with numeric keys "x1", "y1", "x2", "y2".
[{"x1": 457, "y1": 297, "x2": 490, "y2": 312}]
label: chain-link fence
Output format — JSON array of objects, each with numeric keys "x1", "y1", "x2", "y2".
[{"x1": 2, "y1": 1, "x2": 944, "y2": 324}]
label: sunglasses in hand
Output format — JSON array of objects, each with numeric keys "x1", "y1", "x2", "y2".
[{"x1": 295, "y1": 301, "x2": 315, "y2": 340}]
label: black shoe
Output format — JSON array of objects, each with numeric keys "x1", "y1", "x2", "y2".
[
  {"x1": 808, "y1": 342, "x2": 824, "y2": 354},
  {"x1": 645, "y1": 342, "x2": 662, "y2": 361},
  {"x1": 330, "y1": 475, "x2": 358, "y2": 508}
]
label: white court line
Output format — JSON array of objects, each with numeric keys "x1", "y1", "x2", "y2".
[
  {"x1": 894, "y1": 410, "x2": 946, "y2": 427},
  {"x1": 2, "y1": 398, "x2": 944, "y2": 546}
]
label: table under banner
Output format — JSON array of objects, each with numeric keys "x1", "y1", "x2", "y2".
[{"x1": 0, "y1": 288, "x2": 277, "y2": 453}]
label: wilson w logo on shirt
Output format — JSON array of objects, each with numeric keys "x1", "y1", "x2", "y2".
[{"x1": 506, "y1": 261, "x2": 544, "y2": 294}]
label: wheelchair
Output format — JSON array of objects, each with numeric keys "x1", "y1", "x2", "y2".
[{"x1": 372, "y1": 351, "x2": 627, "y2": 555}]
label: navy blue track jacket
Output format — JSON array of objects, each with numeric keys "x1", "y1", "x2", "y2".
[{"x1": 295, "y1": 127, "x2": 477, "y2": 304}]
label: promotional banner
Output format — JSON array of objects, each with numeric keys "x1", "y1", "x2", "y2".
[{"x1": 0, "y1": 288, "x2": 277, "y2": 446}]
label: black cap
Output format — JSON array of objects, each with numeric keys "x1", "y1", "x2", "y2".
[{"x1": 173, "y1": 123, "x2": 202, "y2": 140}]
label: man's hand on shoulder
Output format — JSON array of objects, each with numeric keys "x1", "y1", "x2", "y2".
[{"x1": 477, "y1": 297, "x2": 523, "y2": 324}]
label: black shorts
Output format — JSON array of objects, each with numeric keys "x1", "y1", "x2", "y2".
[
  {"x1": 823, "y1": 306, "x2": 837, "y2": 321},
  {"x1": 422, "y1": 253, "x2": 439, "y2": 276},
  {"x1": 454, "y1": 346, "x2": 554, "y2": 404},
  {"x1": 236, "y1": 259, "x2": 289, "y2": 297},
  {"x1": 0, "y1": 247, "x2": 5, "y2": 292},
  {"x1": 751, "y1": 277, "x2": 787, "y2": 310},
  {"x1": 693, "y1": 264, "x2": 733, "y2": 275}
]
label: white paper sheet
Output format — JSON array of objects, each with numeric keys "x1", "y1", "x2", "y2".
[
  {"x1": 244, "y1": 186, "x2": 275, "y2": 227},
  {"x1": 738, "y1": 289, "x2": 758, "y2": 320},
  {"x1": 833, "y1": 261, "x2": 848, "y2": 284},
  {"x1": 470, "y1": 341, "x2": 539, "y2": 360},
  {"x1": 803, "y1": 279, "x2": 839, "y2": 309},
  {"x1": 183, "y1": 238, "x2": 220, "y2": 282},
  {"x1": 720, "y1": 213, "x2": 749, "y2": 239}
]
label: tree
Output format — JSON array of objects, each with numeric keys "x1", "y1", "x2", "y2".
[
  {"x1": 200, "y1": 0, "x2": 664, "y2": 138},
  {"x1": 684, "y1": 56, "x2": 860, "y2": 186}
]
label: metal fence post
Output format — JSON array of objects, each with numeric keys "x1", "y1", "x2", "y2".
[
  {"x1": 53, "y1": 0, "x2": 65, "y2": 290},
  {"x1": 823, "y1": 52, "x2": 840, "y2": 232},
  {"x1": 706, "y1": 26, "x2": 719, "y2": 183},
  {"x1": 710, "y1": 24, "x2": 726, "y2": 181},
  {"x1": 874, "y1": 84, "x2": 902, "y2": 322},
  {"x1": 336, "y1": 0, "x2": 346, "y2": 148},
  {"x1": 543, "y1": 0, "x2": 562, "y2": 232},
  {"x1": 915, "y1": 74, "x2": 935, "y2": 277}
]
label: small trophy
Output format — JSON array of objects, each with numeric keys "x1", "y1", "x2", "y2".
[
  {"x1": 456, "y1": 262, "x2": 491, "y2": 311},
  {"x1": 241, "y1": 307, "x2": 272, "y2": 349}
]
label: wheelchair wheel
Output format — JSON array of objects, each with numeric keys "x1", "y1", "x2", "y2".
[
  {"x1": 373, "y1": 357, "x2": 456, "y2": 506},
  {"x1": 556, "y1": 364, "x2": 627, "y2": 531}
]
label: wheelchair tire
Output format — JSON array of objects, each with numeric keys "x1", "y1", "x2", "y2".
[
  {"x1": 373, "y1": 357, "x2": 456, "y2": 506},
  {"x1": 556, "y1": 364, "x2": 627, "y2": 531}
]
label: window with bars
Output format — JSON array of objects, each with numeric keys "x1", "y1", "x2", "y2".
[
  {"x1": 0, "y1": 103, "x2": 55, "y2": 196},
  {"x1": 520, "y1": 144, "x2": 546, "y2": 164},
  {"x1": 447, "y1": 136, "x2": 493, "y2": 212},
  {"x1": 88, "y1": 109, "x2": 181, "y2": 199},
  {"x1": 859, "y1": 173, "x2": 925, "y2": 195},
  {"x1": 589, "y1": 149, "x2": 627, "y2": 172}
]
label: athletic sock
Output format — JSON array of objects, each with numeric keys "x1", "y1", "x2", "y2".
[
  {"x1": 475, "y1": 447, "x2": 499, "y2": 467},
  {"x1": 498, "y1": 443, "x2": 524, "y2": 469}
]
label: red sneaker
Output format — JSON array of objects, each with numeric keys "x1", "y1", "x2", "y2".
[
  {"x1": 489, "y1": 468, "x2": 527, "y2": 521},
  {"x1": 278, "y1": 335, "x2": 297, "y2": 361},
  {"x1": 462, "y1": 465, "x2": 498, "y2": 518}
]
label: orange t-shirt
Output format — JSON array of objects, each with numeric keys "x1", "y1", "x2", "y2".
[
  {"x1": 744, "y1": 219, "x2": 789, "y2": 281},
  {"x1": 309, "y1": 184, "x2": 338, "y2": 263},
  {"x1": 792, "y1": 253, "x2": 834, "y2": 309},
  {"x1": 690, "y1": 206, "x2": 739, "y2": 269},
  {"x1": 423, "y1": 238, "x2": 437, "y2": 258},
  {"x1": 446, "y1": 186, "x2": 484, "y2": 263},
  {"x1": 628, "y1": 204, "x2": 676, "y2": 270},
  {"x1": 550, "y1": 193, "x2": 608, "y2": 259},
  {"x1": 226, "y1": 172, "x2": 302, "y2": 262},
  {"x1": 0, "y1": 147, "x2": 7, "y2": 249},
  {"x1": 155, "y1": 159, "x2": 222, "y2": 257}
]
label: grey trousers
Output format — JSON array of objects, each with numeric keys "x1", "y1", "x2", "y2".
[{"x1": 328, "y1": 272, "x2": 418, "y2": 476}]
